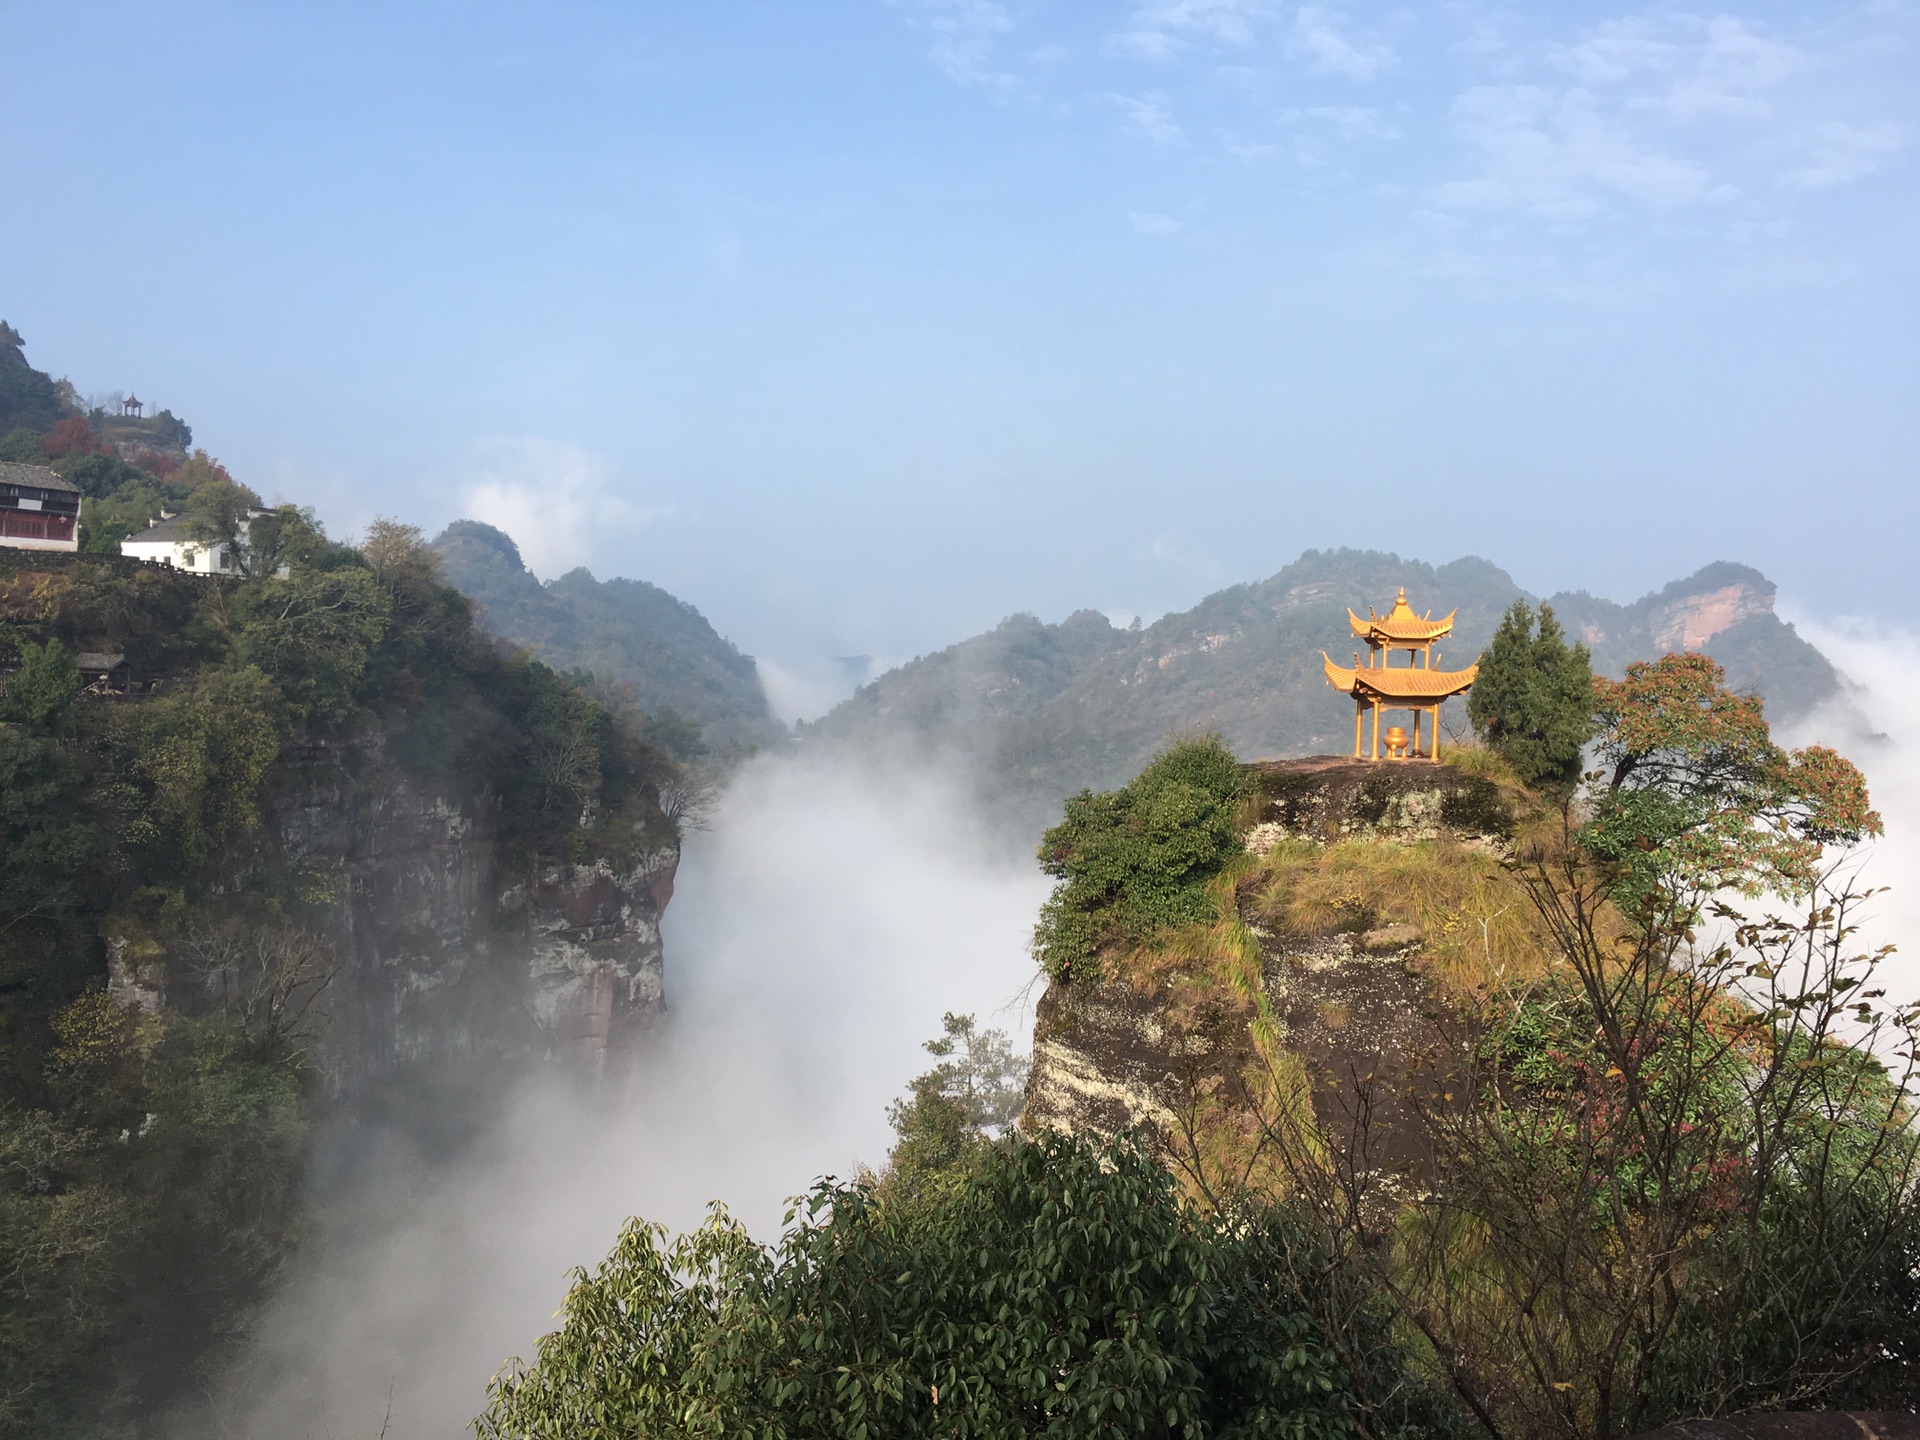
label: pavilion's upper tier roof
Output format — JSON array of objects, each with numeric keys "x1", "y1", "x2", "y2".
[
  {"x1": 1323, "y1": 653, "x2": 1478, "y2": 703},
  {"x1": 1349, "y1": 588, "x2": 1456, "y2": 644}
]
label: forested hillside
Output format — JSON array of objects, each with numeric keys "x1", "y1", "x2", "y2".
[
  {"x1": 0, "y1": 525, "x2": 685, "y2": 1436},
  {"x1": 0, "y1": 321, "x2": 68, "y2": 434},
  {"x1": 803, "y1": 548, "x2": 1842, "y2": 835},
  {"x1": 432, "y1": 519, "x2": 786, "y2": 754}
]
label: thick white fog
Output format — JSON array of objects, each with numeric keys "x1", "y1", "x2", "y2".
[
  {"x1": 196, "y1": 754, "x2": 1049, "y2": 1439},
  {"x1": 1783, "y1": 612, "x2": 1920, "y2": 1002},
  {"x1": 185, "y1": 617, "x2": 1920, "y2": 1438}
]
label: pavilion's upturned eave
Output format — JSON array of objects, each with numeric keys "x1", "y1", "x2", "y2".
[
  {"x1": 1322, "y1": 654, "x2": 1479, "y2": 702},
  {"x1": 1346, "y1": 607, "x2": 1458, "y2": 643}
]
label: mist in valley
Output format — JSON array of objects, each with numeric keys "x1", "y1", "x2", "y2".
[
  {"x1": 185, "y1": 611, "x2": 1920, "y2": 1439},
  {"x1": 1783, "y1": 611, "x2": 1920, "y2": 1002},
  {"x1": 184, "y1": 752, "x2": 1048, "y2": 1440}
]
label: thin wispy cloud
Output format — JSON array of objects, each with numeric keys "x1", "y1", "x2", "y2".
[
  {"x1": 1433, "y1": 84, "x2": 1719, "y2": 221},
  {"x1": 896, "y1": 3, "x2": 1910, "y2": 250},
  {"x1": 1665, "y1": 16, "x2": 1802, "y2": 119},
  {"x1": 1782, "y1": 119, "x2": 1906, "y2": 189},
  {"x1": 1128, "y1": 209, "x2": 1182, "y2": 234},
  {"x1": 1293, "y1": 104, "x2": 1399, "y2": 140},
  {"x1": 916, "y1": 0, "x2": 1019, "y2": 87},
  {"x1": 1422, "y1": 13, "x2": 1907, "y2": 229},
  {"x1": 1545, "y1": 15, "x2": 1800, "y2": 119},
  {"x1": 1286, "y1": 5, "x2": 1393, "y2": 79},
  {"x1": 1117, "y1": 0, "x2": 1274, "y2": 59},
  {"x1": 1111, "y1": 91, "x2": 1182, "y2": 143}
]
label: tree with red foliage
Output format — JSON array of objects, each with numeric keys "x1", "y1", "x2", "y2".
[
  {"x1": 39, "y1": 416, "x2": 106, "y2": 462},
  {"x1": 1587, "y1": 652, "x2": 1879, "y2": 902}
]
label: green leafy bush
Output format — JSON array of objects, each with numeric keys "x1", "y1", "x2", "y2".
[
  {"x1": 0, "y1": 639, "x2": 81, "y2": 731},
  {"x1": 882, "y1": 1013, "x2": 1028, "y2": 1200},
  {"x1": 127, "y1": 665, "x2": 286, "y2": 869},
  {"x1": 235, "y1": 568, "x2": 392, "y2": 719},
  {"x1": 478, "y1": 1130, "x2": 1431, "y2": 1440},
  {"x1": 1, "y1": 999, "x2": 311, "y2": 1439},
  {"x1": 1033, "y1": 735, "x2": 1245, "y2": 981}
]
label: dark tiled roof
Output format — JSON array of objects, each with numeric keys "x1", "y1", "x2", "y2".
[
  {"x1": 124, "y1": 515, "x2": 203, "y2": 544},
  {"x1": 0, "y1": 461, "x2": 81, "y2": 495}
]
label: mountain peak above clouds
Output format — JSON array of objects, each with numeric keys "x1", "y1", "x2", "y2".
[{"x1": 802, "y1": 548, "x2": 1843, "y2": 837}]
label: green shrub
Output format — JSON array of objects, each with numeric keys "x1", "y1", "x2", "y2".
[
  {"x1": 0, "y1": 639, "x2": 80, "y2": 731},
  {"x1": 1032, "y1": 735, "x2": 1244, "y2": 981},
  {"x1": 882, "y1": 1013, "x2": 1028, "y2": 1200},
  {"x1": 2, "y1": 1005, "x2": 311, "y2": 1439},
  {"x1": 0, "y1": 728, "x2": 100, "y2": 948},
  {"x1": 235, "y1": 568, "x2": 392, "y2": 719},
  {"x1": 478, "y1": 1130, "x2": 1436, "y2": 1440},
  {"x1": 128, "y1": 666, "x2": 285, "y2": 869}
]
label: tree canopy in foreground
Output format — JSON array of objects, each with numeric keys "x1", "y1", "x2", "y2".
[{"x1": 476, "y1": 1128, "x2": 1459, "y2": 1440}]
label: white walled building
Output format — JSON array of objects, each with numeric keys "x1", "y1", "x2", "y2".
[{"x1": 120, "y1": 511, "x2": 253, "y2": 573}]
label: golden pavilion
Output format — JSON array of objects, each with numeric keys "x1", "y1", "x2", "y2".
[{"x1": 1323, "y1": 589, "x2": 1478, "y2": 761}]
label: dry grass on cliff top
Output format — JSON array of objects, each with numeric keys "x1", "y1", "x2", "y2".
[
  {"x1": 1240, "y1": 745, "x2": 1568, "y2": 991},
  {"x1": 1246, "y1": 837, "x2": 1555, "y2": 990},
  {"x1": 1107, "y1": 864, "x2": 1309, "y2": 1204},
  {"x1": 1113, "y1": 747, "x2": 1573, "y2": 1001},
  {"x1": 1112, "y1": 861, "x2": 1266, "y2": 1023}
]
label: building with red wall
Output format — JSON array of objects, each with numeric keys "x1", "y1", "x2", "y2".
[{"x1": 0, "y1": 462, "x2": 81, "y2": 552}]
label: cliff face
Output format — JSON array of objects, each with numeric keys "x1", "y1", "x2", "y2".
[
  {"x1": 112, "y1": 732, "x2": 678, "y2": 1087},
  {"x1": 1024, "y1": 758, "x2": 1506, "y2": 1158}
]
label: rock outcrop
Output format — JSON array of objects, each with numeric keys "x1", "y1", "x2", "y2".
[
  {"x1": 1024, "y1": 758, "x2": 1507, "y2": 1153},
  {"x1": 257, "y1": 733, "x2": 674, "y2": 1087}
]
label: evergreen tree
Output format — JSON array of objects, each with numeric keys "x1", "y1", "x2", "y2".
[
  {"x1": 883, "y1": 1013, "x2": 1028, "y2": 1198},
  {"x1": 1467, "y1": 600, "x2": 1595, "y2": 790},
  {"x1": 0, "y1": 640, "x2": 81, "y2": 732}
]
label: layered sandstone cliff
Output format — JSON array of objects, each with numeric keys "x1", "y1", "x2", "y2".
[
  {"x1": 1023, "y1": 758, "x2": 1511, "y2": 1155},
  {"x1": 111, "y1": 729, "x2": 677, "y2": 1088}
]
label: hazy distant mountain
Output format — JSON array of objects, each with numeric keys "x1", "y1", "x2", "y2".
[
  {"x1": 801, "y1": 549, "x2": 1842, "y2": 837},
  {"x1": 431, "y1": 520, "x2": 786, "y2": 751}
]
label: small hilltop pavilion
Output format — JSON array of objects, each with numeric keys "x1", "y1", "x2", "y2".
[{"x1": 1323, "y1": 589, "x2": 1478, "y2": 761}]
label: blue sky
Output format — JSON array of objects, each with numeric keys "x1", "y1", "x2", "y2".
[{"x1": 3, "y1": 1, "x2": 1915, "y2": 700}]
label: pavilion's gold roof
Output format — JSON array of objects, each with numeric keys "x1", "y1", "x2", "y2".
[
  {"x1": 1349, "y1": 587, "x2": 1456, "y2": 645},
  {"x1": 1323, "y1": 653, "x2": 1478, "y2": 702}
]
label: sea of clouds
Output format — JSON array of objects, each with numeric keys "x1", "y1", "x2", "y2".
[
  {"x1": 186, "y1": 753, "x2": 1049, "y2": 1439},
  {"x1": 181, "y1": 608, "x2": 1920, "y2": 1438}
]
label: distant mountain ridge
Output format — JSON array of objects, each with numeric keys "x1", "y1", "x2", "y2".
[
  {"x1": 431, "y1": 521, "x2": 786, "y2": 752},
  {"x1": 802, "y1": 549, "x2": 1842, "y2": 836}
]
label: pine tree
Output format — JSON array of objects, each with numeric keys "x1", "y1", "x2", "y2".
[{"x1": 1468, "y1": 600, "x2": 1595, "y2": 791}]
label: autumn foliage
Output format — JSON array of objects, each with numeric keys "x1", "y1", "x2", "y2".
[
  {"x1": 1588, "y1": 652, "x2": 1879, "y2": 900},
  {"x1": 38, "y1": 415, "x2": 107, "y2": 461}
]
